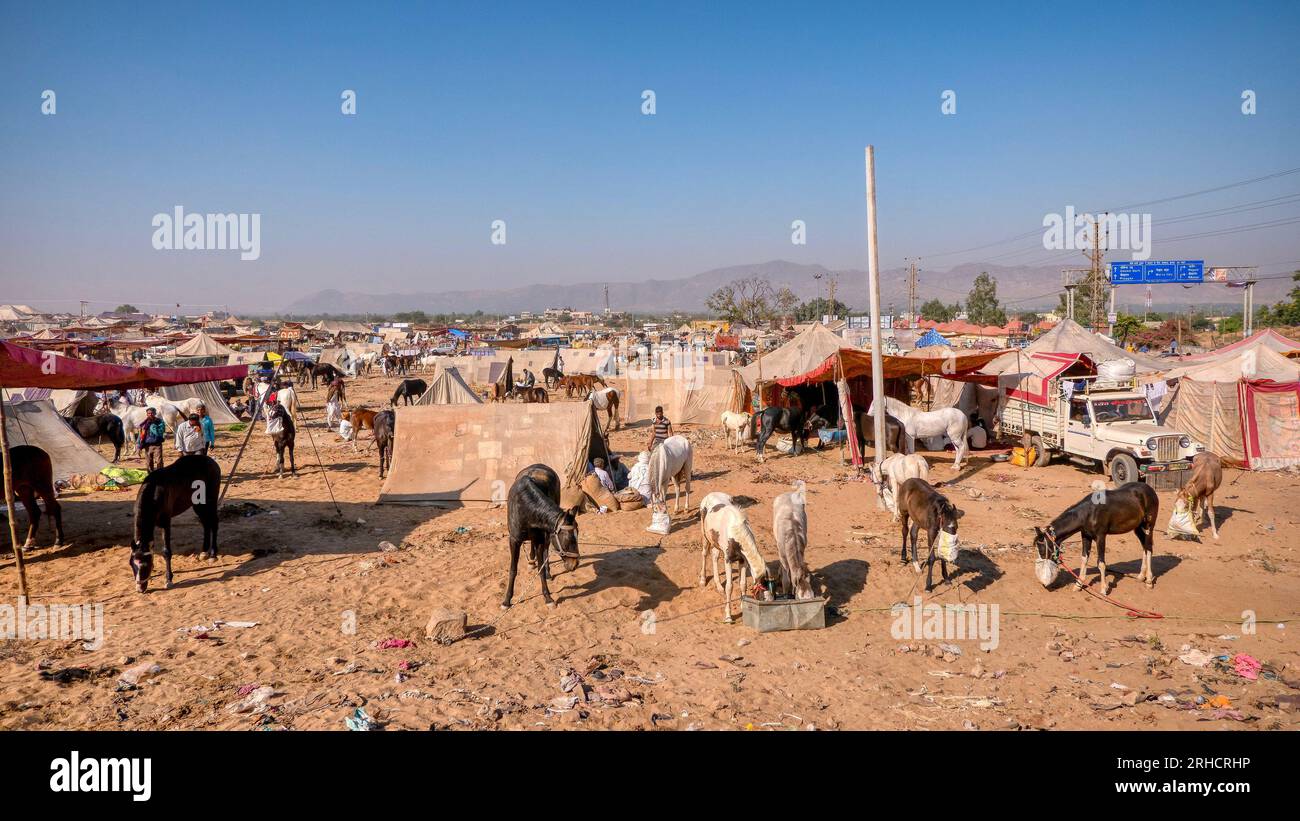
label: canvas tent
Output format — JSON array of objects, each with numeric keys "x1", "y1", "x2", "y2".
[
  {"x1": 736, "y1": 323, "x2": 847, "y2": 389},
  {"x1": 414, "y1": 366, "x2": 483, "y2": 405},
  {"x1": 1174, "y1": 328, "x2": 1300, "y2": 363},
  {"x1": 160, "y1": 381, "x2": 241, "y2": 424},
  {"x1": 2, "y1": 399, "x2": 111, "y2": 481},
  {"x1": 378, "y1": 402, "x2": 606, "y2": 505},
  {"x1": 984, "y1": 318, "x2": 1164, "y2": 375},
  {"x1": 621, "y1": 364, "x2": 743, "y2": 426},
  {"x1": 1164, "y1": 345, "x2": 1300, "y2": 469},
  {"x1": 0, "y1": 388, "x2": 99, "y2": 417},
  {"x1": 172, "y1": 331, "x2": 237, "y2": 358},
  {"x1": 557, "y1": 348, "x2": 616, "y2": 377}
]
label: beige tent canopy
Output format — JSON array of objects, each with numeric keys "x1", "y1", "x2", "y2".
[
  {"x1": 378, "y1": 402, "x2": 605, "y2": 505},
  {"x1": 557, "y1": 348, "x2": 616, "y2": 376},
  {"x1": 414, "y1": 366, "x2": 483, "y2": 405},
  {"x1": 308, "y1": 319, "x2": 373, "y2": 336},
  {"x1": 160, "y1": 382, "x2": 241, "y2": 424},
  {"x1": 1174, "y1": 328, "x2": 1300, "y2": 364},
  {"x1": 1166, "y1": 346, "x2": 1300, "y2": 468},
  {"x1": 1, "y1": 388, "x2": 99, "y2": 417},
  {"x1": 736, "y1": 323, "x2": 848, "y2": 388},
  {"x1": 621, "y1": 364, "x2": 744, "y2": 426},
  {"x1": 2, "y1": 399, "x2": 111, "y2": 481},
  {"x1": 171, "y1": 331, "x2": 237, "y2": 358},
  {"x1": 984, "y1": 319, "x2": 1164, "y2": 375}
]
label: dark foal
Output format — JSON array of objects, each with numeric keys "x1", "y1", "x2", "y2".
[
  {"x1": 390, "y1": 379, "x2": 427, "y2": 406},
  {"x1": 130, "y1": 455, "x2": 220, "y2": 592},
  {"x1": 3, "y1": 445, "x2": 65, "y2": 548},
  {"x1": 1034, "y1": 481, "x2": 1159, "y2": 595},
  {"x1": 501, "y1": 464, "x2": 580, "y2": 609},
  {"x1": 268, "y1": 402, "x2": 296, "y2": 476},
  {"x1": 896, "y1": 477, "x2": 964, "y2": 592},
  {"x1": 68, "y1": 413, "x2": 125, "y2": 462},
  {"x1": 373, "y1": 409, "x2": 395, "y2": 479}
]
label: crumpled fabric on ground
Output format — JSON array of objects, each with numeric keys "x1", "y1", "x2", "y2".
[{"x1": 1232, "y1": 653, "x2": 1262, "y2": 680}]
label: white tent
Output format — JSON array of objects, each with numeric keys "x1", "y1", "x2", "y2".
[{"x1": 2, "y1": 399, "x2": 111, "y2": 481}]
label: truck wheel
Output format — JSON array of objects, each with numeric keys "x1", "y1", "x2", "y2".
[
  {"x1": 1030, "y1": 436, "x2": 1051, "y2": 467},
  {"x1": 1109, "y1": 453, "x2": 1139, "y2": 485}
]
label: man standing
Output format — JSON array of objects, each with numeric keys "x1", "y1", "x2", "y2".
[
  {"x1": 195, "y1": 403, "x2": 216, "y2": 455},
  {"x1": 175, "y1": 413, "x2": 206, "y2": 456},
  {"x1": 138, "y1": 407, "x2": 166, "y2": 472},
  {"x1": 646, "y1": 405, "x2": 673, "y2": 451}
]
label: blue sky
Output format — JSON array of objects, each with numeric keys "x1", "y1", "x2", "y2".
[{"x1": 2, "y1": 1, "x2": 1298, "y2": 312}]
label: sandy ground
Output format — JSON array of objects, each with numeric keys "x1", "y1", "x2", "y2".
[{"x1": 2, "y1": 372, "x2": 1298, "y2": 731}]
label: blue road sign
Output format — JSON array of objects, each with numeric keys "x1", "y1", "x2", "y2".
[{"x1": 1109, "y1": 260, "x2": 1203, "y2": 285}]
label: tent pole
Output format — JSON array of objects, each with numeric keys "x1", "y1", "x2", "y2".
[
  {"x1": 0, "y1": 395, "x2": 30, "y2": 598},
  {"x1": 219, "y1": 360, "x2": 284, "y2": 504}
]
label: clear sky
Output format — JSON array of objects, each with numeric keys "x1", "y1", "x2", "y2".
[{"x1": 2, "y1": 0, "x2": 1298, "y2": 313}]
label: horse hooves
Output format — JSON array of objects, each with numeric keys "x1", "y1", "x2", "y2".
[
  {"x1": 500, "y1": 603, "x2": 511, "y2": 611},
  {"x1": 545, "y1": 601, "x2": 557, "y2": 609},
  {"x1": 911, "y1": 561, "x2": 921, "y2": 574}
]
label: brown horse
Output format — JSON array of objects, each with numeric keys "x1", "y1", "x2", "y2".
[
  {"x1": 347, "y1": 408, "x2": 379, "y2": 451},
  {"x1": 519, "y1": 387, "x2": 549, "y2": 404},
  {"x1": 2, "y1": 445, "x2": 65, "y2": 548}
]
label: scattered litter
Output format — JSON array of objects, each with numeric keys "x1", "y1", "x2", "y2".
[
  {"x1": 176, "y1": 619, "x2": 259, "y2": 634},
  {"x1": 345, "y1": 707, "x2": 378, "y2": 731},
  {"x1": 375, "y1": 638, "x2": 415, "y2": 649},
  {"x1": 1232, "y1": 653, "x2": 1262, "y2": 681},
  {"x1": 1178, "y1": 648, "x2": 1213, "y2": 667},
  {"x1": 118, "y1": 662, "x2": 163, "y2": 687},
  {"x1": 227, "y1": 685, "x2": 278, "y2": 714}
]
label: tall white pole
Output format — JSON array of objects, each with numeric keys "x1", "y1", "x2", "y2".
[{"x1": 865, "y1": 146, "x2": 887, "y2": 466}]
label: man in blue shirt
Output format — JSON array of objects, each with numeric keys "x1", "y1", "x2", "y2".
[
  {"x1": 138, "y1": 407, "x2": 167, "y2": 472},
  {"x1": 195, "y1": 403, "x2": 216, "y2": 455}
]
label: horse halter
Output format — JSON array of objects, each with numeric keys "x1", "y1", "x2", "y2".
[
  {"x1": 549, "y1": 522, "x2": 580, "y2": 559},
  {"x1": 1042, "y1": 525, "x2": 1062, "y2": 562}
]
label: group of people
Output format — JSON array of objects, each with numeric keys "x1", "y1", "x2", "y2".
[
  {"x1": 579, "y1": 404, "x2": 675, "y2": 509},
  {"x1": 136, "y1": 404, "x2": 216, "y2": 472}
]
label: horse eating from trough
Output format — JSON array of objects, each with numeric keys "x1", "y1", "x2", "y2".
[
  {"x1": 698, "y1": 491, "x2": 769, "y2": 623},
  {"x1": 2, "y1": 445, "x2": 65, "y2": 548},
  {"x1": 129, "y1": 455, "x2": 220, "y2": 592},
  {"x1": 501, "y1": 464, "x2": 581, "y2": 609},
  {"x1": 1033, "y1": 481, "x2": 1159, "y2": 595}
]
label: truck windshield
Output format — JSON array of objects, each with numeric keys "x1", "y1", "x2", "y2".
[{"x1": 1089, "y1": 398, "x2": 1153, "y2": 423}]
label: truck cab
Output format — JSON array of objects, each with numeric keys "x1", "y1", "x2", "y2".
[{"x1": 1002, "y1": 373, "x2": 1203, "y2": 488}]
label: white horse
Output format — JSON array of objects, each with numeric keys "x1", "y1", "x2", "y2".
[
  {"x1": 648, "y1": 435, "x2": 692, "y2": 513},
  {"x1": 699, "y1": 491, "x2": 769, "y2": 623},
  {"x1": 719, "y1": 411, "x2": 752, "y2": 451},
  {"x1": 869, "y1": 396, "x2": 969, "y2": 470},
  {"x1": 868, "y1": 453, "x2": 930, "y2": 519},
  {"x1": 103, "y1": 396, "x2": 180, "y2": 454}
]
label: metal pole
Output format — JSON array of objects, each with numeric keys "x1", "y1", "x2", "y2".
[{"x1": 865, "y1": 146, "x2": 887, "y2": 465}]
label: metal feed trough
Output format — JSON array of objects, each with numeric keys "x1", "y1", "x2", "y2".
[{"x1": 741, "y1": 596, "x2": 828, "y2": 632}]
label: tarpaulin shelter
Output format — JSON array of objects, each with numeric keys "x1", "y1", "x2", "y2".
[
  {"x1": 914, "y1": 328, "x2": 950, "y2": 348},
  {"x1": 148, "y1": 331, "x2": 238, "y2": 367},
  {"x1": 557, "y1": 347, "x2": 616, "y2": 376},
  {"x1": 1174, "y1": 328, "x2": 1300, "y2": 363},
  {"x1": 414, "y1": 366, "x2": 483, "y2": 405},
  {"x1": 0, "y1": 388, "x2": 99, "y2": 417},
  {"x1": 2, "y1": 399, "x2": 111, "y2": 482},
  {"x1": 620, "y1": 364, "x2": 745, "y2": 426},
  {"x1": 160, "y1": 381, "x2": 241, "y2": 424},
  {"x1": 0, "y1": 341, "x2": 249, "y2": 391},
  {"x1": 983, "y1": 318, "x2": 1164, "y2": 376},
  {"x1": 1163, "y1": 344, "x2": 1300, "y2": 469},
  {"x1": 378, "y1": 402, "x2": 606, "y2": 505}
]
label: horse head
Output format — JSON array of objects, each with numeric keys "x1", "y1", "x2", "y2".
[
  {"x1": 129, "y1": 541, "x2": 154, "y2": 593},
  {"x1": 553, "y1": 508, "x2": 581, "y2": 572},
  {"x1": 1031, "y1": 525, "x2": 1060, "y2": 562}
]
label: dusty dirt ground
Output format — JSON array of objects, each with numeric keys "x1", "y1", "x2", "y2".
[{"x1": 2, "y1": 372, "x2": 1297, "y2": 731}]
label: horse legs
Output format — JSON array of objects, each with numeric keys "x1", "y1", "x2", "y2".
[
  {"x1": 44, "y1": 492, "x2": 64, "y2": 547},
  {"x1": 502, "y1": 537, "x2": 523, "y2": 609},
  {"x1": 162, "y1": 518, "x2": 174, "y2": 588},
  {"x1": 698, "y1": 527, "x2": 710, "y2": 588},
  {"x1": 17, "y1": 487, "x2": 40, "y2": 548},
  {"x1": 1203, "y1": 494, "x2": 1219, "y2": 540},
  {"x1": 924, "y1": 524, "x2": 938, "y2": 592},
  {"x1": 1076, "y1": 534, "x2": 1092, "y2": 589},
  {"x1": 722, "y1": 556, "x2": 735, "y2": 623},
  {"x1": 909, "y1": 522, "x2": 922, "y2": 574},
  {"x1": 1095, "y1": 533, "x2": 1109, "y2": 596},
  {"x1": 205, "y1": 507, "x2": 219, "y2": 560},
  {"x1": 1138, "y1": 523, "x2": 1155, "y2": 588},
  {"x1": 289, "y1": 440, "x2": 296, "y2": 473},
  {"x1": 533, "y1": 535, "x2": 556, "y2": 608},
  {"x1": 899, "y1": 511, "x2": 911, "y2": 565}
]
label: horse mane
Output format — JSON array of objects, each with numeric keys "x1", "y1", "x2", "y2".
[{"x1": 723, "y1": 508, "x2": 765, "y2": 578}]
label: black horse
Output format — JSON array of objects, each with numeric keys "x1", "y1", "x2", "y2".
[
  {"x1": 267, "y1": 402, "x2": 296, "y2": 476},
  {"x1": 374, "y1": 409, "x2": 395, "y2": 479},
  {"x1": 68, "y1": 413, "x2": 125, "y2": 462},
  {"x1": 853, "y1": 410, "x2": 905, "y2": 455},
  {"x1": 307, "y1": 362, "x2": 343, "y2": 389},
  {"x1": 542, "y1": 366, "x2": 563, "y2": 389},
  {"x1": 390, "y1": 378, "x2": 427, "y2": 406},
  {"x1": 130, "y1": 455, "x2": 220, "y2": 592},
  {"x1": 1033, "y1": 482, "x2": 1159, "y2": 595},
  {"x1": 752, "y1": 403, "x2": 821, "y2": 461},
  {"x1": 2, "y1": 445, "x2": 64, "y2": 548},
  {"x1": 502, "y1": 464, "x2": 580, "y2": 609}
]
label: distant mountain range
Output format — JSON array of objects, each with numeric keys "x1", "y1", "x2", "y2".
[{"x1": 282, "y1": 260, "x2": 1291, "y2": 317}]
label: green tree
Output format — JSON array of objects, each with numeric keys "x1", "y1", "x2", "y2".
[
  {"x1": 115, "y1": 304, "x2": 139, "y2": 314},
  {"x1": 1017, "y1": 311, "x2": 1041, "y2": 325},
  {"x1": 919, "y1": 298, "x2": 957, "y2": 322},
  {"x1": 1257, "y1": 271, "x2": 1300, "y2": 327},
  {"x1": 795, "y1": 297, "x2": 851, "y2": 322},
  {"x1": 1218, "y1": 315, "x2": 1243, "y2": 334},
  {"x1": 1056, "y1": 270, "x2": 1111, "y2": 329},
  {"x1": 965, "y1": 272, "x2": 1007, "y2": 326},
  {"x1": 1112, "y1": 313, "x2": 1143, "y2": 346},
  {"x1": 706, "y1": 276, "x2": 784, "y2": 327}
]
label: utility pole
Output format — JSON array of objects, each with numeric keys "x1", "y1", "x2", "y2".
[
  {"x1": 864, "y1": 146, "x2": 887, "y2": 468},
  {"x1": 1081, "y1": 213, "x2": 1109, "y2": 333},
  {"x1": 904, "y1": 257, "x2": 920, "y2": 328},
  {"x1": 1061, "y1": 268, "x2": 1089, "y2": 323},
  {"x1": 603, "y1": 283, "x2": 610, "y2": 315},
  {"x1": 827, "y1": 275, "x2": 838, "y2": 321}
]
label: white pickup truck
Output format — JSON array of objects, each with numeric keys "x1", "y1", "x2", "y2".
[{"x1": 1000, "y1": 374, "x2": 1203, "y2": 488}]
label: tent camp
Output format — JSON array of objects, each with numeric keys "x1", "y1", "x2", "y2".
[
  {"x1": 0, "y1": 388, "x2": 99, "y2": 417},
  {"x1": 160, "y1": 381, "x2": 240, "y2": 424},
  {"x1": 984, "y1": 319, "x2": 1164, "y2": 375},
  {"x1": 1163, "y1": 344, "x2": 1300, "y2": 469},
  {"x1": 2, "y1": 399, "x2": 111, "y2": 481},
  {"x1": 378, "y1": 402, "x2": 607, "y2": 505},
  {"x1": 1174, "y1": 328, "x2": 1300, "y2": 363},
  {"x1": 172, "y1": 331, "x2": 237, "y2": 358},
  {"x1": 414, "y1": 366, "x2": 483, "y2": 405},
  {"x1": 736, "y1": 323, "x2": 848, "y2": 389}
]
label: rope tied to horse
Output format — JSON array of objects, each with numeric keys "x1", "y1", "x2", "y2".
[{"x1": 1043, "y1": 528, "x2": 1163, "y2": 620}]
